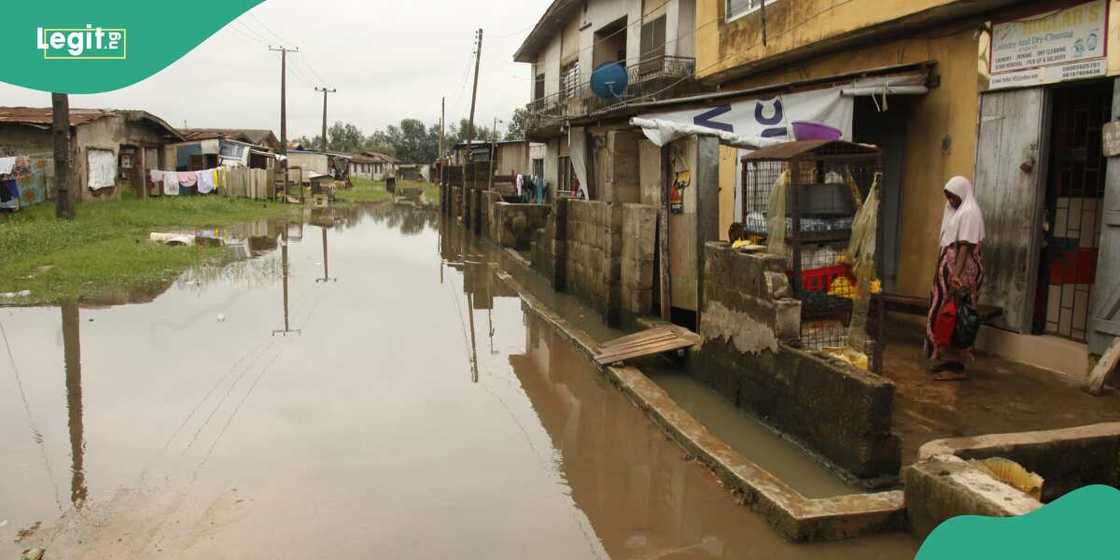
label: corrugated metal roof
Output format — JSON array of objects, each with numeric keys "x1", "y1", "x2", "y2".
[
  {"x1": 741, "y1": 140, "x2": 878, "y2": 161},
  {"x1": 0, "y1": 106, "x2": 183, "y2": 140},
  {"x1": 0, "y1": 106, "x2": 114, "y2": 127}
]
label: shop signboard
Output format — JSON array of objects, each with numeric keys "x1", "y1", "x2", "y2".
[{"x1": 989, "y1": 0, "x2": 1108, "y2": 90}]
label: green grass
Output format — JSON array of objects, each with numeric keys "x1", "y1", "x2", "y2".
[
  {"x1": 0, "y1": 195, "x2": 294, "y2": 304},
  {"x1": 337, "y1": 177, "x2": 393, "y2": 204},
  {"x1": 337, "y1": 177, "x2": 440, "y2": 206}
]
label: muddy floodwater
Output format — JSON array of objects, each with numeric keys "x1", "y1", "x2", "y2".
[{"x1": 0, "y1": 204, "x2": 916, "y2": 558}]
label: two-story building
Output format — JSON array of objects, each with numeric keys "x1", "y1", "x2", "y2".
[{"x1": 515, "y1": 0, "x2": 700, "y2": 200}]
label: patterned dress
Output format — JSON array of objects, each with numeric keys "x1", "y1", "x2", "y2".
[{"x1": 925, "y1": 242, "x2": 985, "y2": 358}]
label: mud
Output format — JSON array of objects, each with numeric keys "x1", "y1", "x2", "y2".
[{"x1": 0, "y1": 204, "x2": 915, "y2": 558}]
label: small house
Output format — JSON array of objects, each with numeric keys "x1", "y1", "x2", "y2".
[
  {"x1": 167, "y1": 129, "x2": 279, "y2": 172},
  {"x1": 0, "y1": 106, "x2": 183, "y2": 203},
  {"x1": 348, "y1": 151, "x2": 399, "y2": 180},
  {"x1": 287, "y1": 149, "x2": 352, "y2": 185}
]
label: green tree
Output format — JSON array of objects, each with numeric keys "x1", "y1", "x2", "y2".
[
  {"x1": 504, "y1": 108, "x2": 528, "y2": 141},
  {"x1": 327, "y1": 121, "x2": 365, "y2": 153}
]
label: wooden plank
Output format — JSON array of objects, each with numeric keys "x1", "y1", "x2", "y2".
[
  {"x1": 593, "y1": 325, "x2": 700, "y2": 365},
  {"x1": 1085, "y1": 337, "x2": 1120, "y2": 395}
]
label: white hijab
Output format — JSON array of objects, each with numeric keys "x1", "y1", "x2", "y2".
[{"x1": 940, "y1": 176, "x2": 985, "y2": 248}]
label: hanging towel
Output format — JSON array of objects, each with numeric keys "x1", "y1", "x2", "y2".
[
  {"x1": 150, "y1": 168, "x2": 164, "y2": 183},
  {"x1": 197, "y1": 169, "x2": 215, "y2": 194},
  {"x1": 177, "y1": 171, "x2": 198, "y2": 187},
  {"x1": 0, "y1": 156, "x2": 15, "y2": 176},
  {"x1": 212, "y1": 168, "x2": 222, "y2": 191},
  {"x1": 163, "y1": 171, "x2": 180, "y2": 196}
]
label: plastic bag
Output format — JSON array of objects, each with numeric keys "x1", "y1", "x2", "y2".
[
  {"x1": 933, "y1": 298, "x2": 958, "y2": 348},
  {"x1": 953, "y1": 292, "x2": 981, "y2": 349}
]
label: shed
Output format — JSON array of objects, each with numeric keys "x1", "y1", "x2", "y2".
[{"x1": 0, "y1": 106, "x2": 183, "y2": 203}]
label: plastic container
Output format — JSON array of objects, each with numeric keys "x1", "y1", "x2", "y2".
[
  {"x1": 791, "y1": 121, "x2": 842, "y2": 141},
  {"x1": 797, "y1": 263, "x2": 854, "y2": 293}
]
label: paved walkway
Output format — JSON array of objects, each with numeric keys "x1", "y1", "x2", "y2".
[{"x1": 883, "y1": 319, "x2": 1120, "y2": 465}]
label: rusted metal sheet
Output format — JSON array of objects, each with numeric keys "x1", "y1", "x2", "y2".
[
  {"x1": 973, "y1": 88, "x2": 1048, "y2": 333},
  {"x1": 593, "y1": 325, "x2": 700, "y2": 365}
]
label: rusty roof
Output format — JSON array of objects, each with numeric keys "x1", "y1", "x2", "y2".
[
  {"x1": 180, "y1": 128, "x2": 279, "y2": 148},
  {"x1": 0, "y1": 106, "x2": 115, "y2": 127},
  {"x1": 741, "y1": 140, "x2": 879, "y2": 161},
  {"x1": 0, "y1": 106, "x2": 183, "y2": 140}
]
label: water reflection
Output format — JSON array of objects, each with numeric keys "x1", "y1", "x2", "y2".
[
  {"x1": 61, "y1": 301, "x2": 87, "y2": 508},
  {"x1": 273, "y1": 224, "x2": 300, "y2": 336}
]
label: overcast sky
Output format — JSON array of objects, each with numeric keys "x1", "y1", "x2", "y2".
[{"x1": 0, "y1": 0, "x2": 550, "y2": 139}]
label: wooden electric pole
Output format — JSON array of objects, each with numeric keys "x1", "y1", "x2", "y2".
[
  {"x1": 315, "y1": 86, "x2": 336, "y2": 152},
  {"x1": 464, "y1": 29, "x2": 483, "y2": 229},
  {"x1": 466, "y1": 29, "x2": 482, "y2": 148},
  {"x1": 51, "y1": 93, "x2": 73, "y2": 220},
  {"x1": 439, "y1": 96, "x2": 445, "y2": 160},
  {"x1": 269, "y1": 46, "x2": 299, "y2": 154}
]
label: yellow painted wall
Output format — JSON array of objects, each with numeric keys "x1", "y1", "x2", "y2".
[
  {"x1": 696, "y1": 0, "x2": 963, "y2": 79},
  {"x1": 711, "y1": 30, "x2": 982, "y2": 298},
  {"x1": 718, "y1": 145, "x2": 736, "y2": 241}
]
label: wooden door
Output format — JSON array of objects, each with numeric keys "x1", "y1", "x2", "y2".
[
  {"x1": 973, "y1": 88, "x2": 1049, "y2": 333},
  {"x1": 1090, "y1": 81, "x2": 1120, "y2": 354}
]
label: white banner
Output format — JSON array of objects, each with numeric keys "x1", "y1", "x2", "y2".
[
  {"x1": 633, "y1": 87, "x2": 854, "y2": 147},
  {"x1": 990, "y1": 0, "x2": 1108, "y2": 90}
]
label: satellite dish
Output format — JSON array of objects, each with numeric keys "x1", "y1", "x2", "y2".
[{"x1": 590, "y1": 62, "x2": 629, "y2": 100}]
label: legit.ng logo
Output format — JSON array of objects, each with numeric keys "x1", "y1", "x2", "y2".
[{"x1": 36, "y1": 25, "x2": 126, "y2": 60}]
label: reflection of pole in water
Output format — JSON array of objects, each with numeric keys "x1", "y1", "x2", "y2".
[
  {"x1": 488, "y1": 308, "x2": 495, "y2": 355},
  {"x1": 315, "y1": 226, "x2": 336, "y2": 283},
  {"x1": 274, "y1": 226, "x2": 301, "y2": 336},
  {"x1": 61, "y1": 301, "x2": 87, "y2": 508},
  {"x1": 466, "y1": 291, "x2": 479, "y2": 383}
]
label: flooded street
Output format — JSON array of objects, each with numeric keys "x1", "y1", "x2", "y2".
[{"x1": 1, "y1": 204, "x2": 915, "y2": 559}]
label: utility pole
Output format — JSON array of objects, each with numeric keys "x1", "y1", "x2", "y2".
[
  {"x1": 465, "y1": 29, "x2": 483, "y2": 230},
  {"x1": 487, "y1": 117, "x2": 498, "y2": 192},
  {"x1": 51, "y1": 93, "x2": 73, "y2": 220},
  {"x1": 269, "y1": 46, "x2": 299, "y2": 154},
  {"x1": 315, "y1": 86, "x2": 336, "y2": 152},
  {"x1": 439, "y1": 96, "x2": 445, "y2": 160}
]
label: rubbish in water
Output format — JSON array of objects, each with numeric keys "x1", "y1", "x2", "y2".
[
  {"x1": 149, "y1": 232, "x2": 196, "y2": 246},
  {"x1": 970, "y1": 457, "x2": 1043, "y2": 500},
  {"x1": 820, "y1": 346, "x2": 869, "y2": 370},
  {"x1": 15, "y1": 521, "x2": 41, "y2": 542},
  {"x1": 21, "y1": 548, "x2": 45, "y2": 560}
]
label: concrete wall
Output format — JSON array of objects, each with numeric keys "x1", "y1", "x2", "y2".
[
  {"x1": 620, "y1": 204, "x2": 657, "y2": 314},
  {"x1": 919, "y1": 422, "x2": 1120, "y2": 502},
  {"x1": 695, "y1": 243, "x2": 901, "y2": 481},
  {"x1": 492, "y1": 202, "x2": 551, "y2": 250},
  {"x1": 566, "y1": 199, "x2": 616, "y2": 313}
]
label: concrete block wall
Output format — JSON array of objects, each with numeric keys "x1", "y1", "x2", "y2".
[
  {"x1": 484, "y1": 191, "x2": 503, "y2": 240},
  {"x1": 620, "y1": 204, "x2": 657, "y2": 315},
  {"x1": 493, "y1": 202, "x2": 551, "y2": 250},
  {"x1": 566, "y1": 199, "x2": 613, "y2": 313},
  {"x1": 695, "y1": 242, "x2": 901, "y2": 482}
]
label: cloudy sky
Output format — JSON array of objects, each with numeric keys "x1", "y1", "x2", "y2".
[{"x1": 0, "y1": 0, "x2": 551, "y2": 139}]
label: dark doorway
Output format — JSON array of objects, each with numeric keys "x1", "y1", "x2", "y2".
[
  {"x1": 852, "y1": 95, "x2": 913, "y2": 293},
  {"x1": 1034, "y1": 79, "x2": 1112, "y2": 341}
]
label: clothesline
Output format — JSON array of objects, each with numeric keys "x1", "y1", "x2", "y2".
[{"x1": 150, "y1": 167, "x2": 226, "y2": 196}]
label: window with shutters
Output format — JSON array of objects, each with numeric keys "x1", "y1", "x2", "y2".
[
  {"x1": 639, "y1": 16, "x2": 666, "y2": 76},
  {"x1": 534, "y1": 73, "x2": 545, "y2": 101},
  {"x1": 560, "y1": 61, "x2": 581, "y2": 101}
]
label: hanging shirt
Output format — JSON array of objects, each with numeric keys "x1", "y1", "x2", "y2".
[
  {"x1": 0, "y1": 157, "x2": 15, "y2": 176},
  {"x1": 515, "y1": 174, "x2": 523, "y2": 197},
  {"x1": 150, "y1": 169, "x2": 164, "y2": 183},
  {"x1": 163, "y1": 171, "x2": 180, "y2": 196},
  {"x1": 197, "y1": 169, "x2": 215, "y2": 194},
  {"x1": 177, "y1": 171, "x2": 198, "y2": 187}
]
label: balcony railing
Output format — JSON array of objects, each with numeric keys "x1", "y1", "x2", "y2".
[{"x1": 526, "y1": 55, "x2": 695, "y2": 131}]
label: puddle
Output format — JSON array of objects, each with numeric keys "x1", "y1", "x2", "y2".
[
  {"x1": 646, "y1": 368, "x2": 858, "y2": 498},
  {"x1": 0, "y1": 203, "x2": 915, "y2": 558}
]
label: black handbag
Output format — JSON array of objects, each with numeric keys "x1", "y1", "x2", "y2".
[{"x1": 952, "y1": 291, "x2": 981, "y2": 349}]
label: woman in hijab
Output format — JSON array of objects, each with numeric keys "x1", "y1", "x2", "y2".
[{"x1": 926, "y1": 176, "x2": 985, "y2": 378}]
